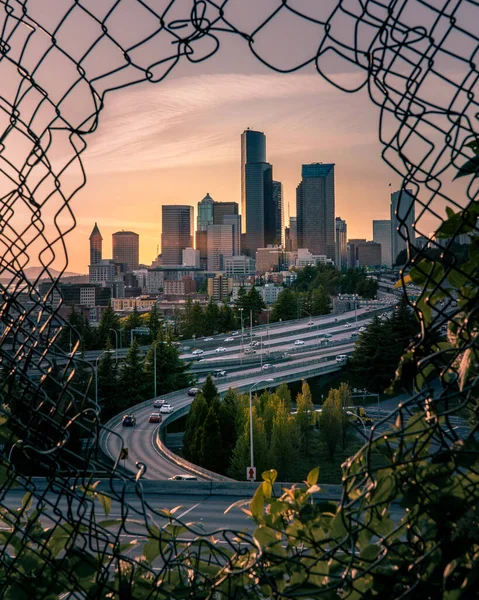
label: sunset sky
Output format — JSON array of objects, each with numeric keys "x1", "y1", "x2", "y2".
[{"x1": 1, "y1": 0, "x2": 474, "y2": 275}]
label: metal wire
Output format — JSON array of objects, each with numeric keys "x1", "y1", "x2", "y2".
[{"x1": 0, "y1": 0, "x2": 478, "y2": 597}]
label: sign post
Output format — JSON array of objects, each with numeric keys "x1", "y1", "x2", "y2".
[{"x1": 246, "y1": 466, "x2": 256, "y2": 482}]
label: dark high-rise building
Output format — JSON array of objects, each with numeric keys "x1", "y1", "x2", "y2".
[
  {"x1": 213, "y1": 201, "x2": 238, "y2": 225},
  {"x1": 162, "y1": 205, "x2": 194, "y2": 266},
  {"x1": 112, "y1": 231, "x2": 139, "y2": 271},
  {"x1": 272, "y1": 181, "x2": 284, "y2": 246},
  {"x1": 89, "y1": 222, "x2": 102, "y2": 265},
  {"x1": 335, "y1": 217, "x2": 347, "y2": 269},
  {"x1": 289, "y1": 217, "x2": 297, "y2": 251},
  {"x1": 373, "y1": 219, "x2": 392, "y2": 267},
  {"x1": 390, "y1": 189, "x2": 415, "y2": 265},
  {"x1": 296, "y1": 163, "x2": 335, "y2": 260},
  {"x1": 197, "y1": 193, "x2": 214, "y2": 231},
  {"x1": 241, "y1": 129, "x2": 274, "y2": 255}
]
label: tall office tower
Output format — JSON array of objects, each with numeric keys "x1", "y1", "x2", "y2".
[
  {"x1": 161, "y1": 205, "x2": 194, "y2": 266},
  {"x1": 390, "y1": 189, "x2": 415, "y2": 265},
  {"x1": 335, "y1": 217, "x2": 347, "y2": 269},
  {"x1": 223, "y1": 214, "x2": 242, "y2": 256},
  {"x1": 213, "y1": 201, "x2": 238, "y2": 225},
  {"x1": 296, "y1": 163, "x2": 335, "y2": 260},
  {"x1": 241, "y1": 129, "x2": 274, "y2": 254},
  {"x1": 373, "y1": 219, "x2": 392, "y2": 267},
  {"x1": 195, "y1": 230, "x2": 208, "y2": 270},
  {"x1": 112, "y1": 231, "x2": 139, "y2": 271},
  {"x1": 197, "y1": 193, "x2": 215, "y2": 231},
  {"x1": 289, "y1": 217, "x2": 298, "y2": 251},
  {"x1": 89, "y1": 222, "x2": 102, "y2": 265},
  {"x1": 272, "y1": 180, "x2": 284, "y2": 246},
  {"x1": 207, "y1": 224, "x2": 233, "y2": 271}
]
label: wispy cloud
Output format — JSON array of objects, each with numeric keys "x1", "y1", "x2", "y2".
[{"x1": 81, "y1": 72, "x2": 371, "y2": 173}]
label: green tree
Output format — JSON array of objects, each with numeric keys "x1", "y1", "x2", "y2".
[
  {"x1": 217, "y1": 389, "x2": 240, "y2": 472},
  {"x1": 144, "y1": 337, "x2": 193, "y2": 397},
  {"x1": 201, "y1": 375, "x2": 219, "y2": 409},
  {"x1": 296, "y1": 380, "x2": 314, "y2": 453},
  {"x1": 247, "y1": 286, "x2": 267, "y2": 324},
  {"x1": 270, "y1": 288, "x2": 298, "y2": 322},
  {"x1": 218, "y1": 303, "x2": 237, "y2": 332},
  {"x1": 147, "y1": 303, "x2": 162, "y2": 341},
  {"x1": 319, "y1": 391, "x2": 343, "y2": 459},
  {"x1": 97, "y1": 339, "x2": 119, "y2": 419},
  {"x1": 119, "y1": 338, "x2": 148, "y2": 406},
  {"x1": 97, "y1": 304, "x2": 121, "y2": 350},
  {"x1": 337, "y1": 382, "x2": 353, "y2": 449},
  {"x1": 269, "y1": 400, "x2": 300, "y2": 481},
  {"x1": 204, "y1": 299, "x2": 220, "y2": 336},
  {"x1": 123, "y1": 305, "x2": 144, "y2": 344},
  {"x1": 200, "y1": 407, "x2": 223, "y2": 472},
  {"x1": 311, "y1": 287, "x2": 332, "y2": 315},
  {"x1": 275, "y1": 383, "x2": 292, "y2": 413},
  {"x1": 183, "y1": 393, "x2": 208, "y2": 462}
]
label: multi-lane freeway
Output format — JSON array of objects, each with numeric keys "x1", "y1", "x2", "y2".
[{"x1": 100, "y1": 303, "x2": 397, "y2": 482}]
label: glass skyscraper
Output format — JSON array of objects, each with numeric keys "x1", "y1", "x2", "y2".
[
  {"x1": 373, "y1": 219, "x2": 392, "y2": 267},
  {"x1": 162, "y1": 205, "x2": 194, "y2": 266},
  {"x1": 390, "y1": 189, "x2": 415, "y2": 265},
  {"x1": 335, "y1": 217, "x2": 347, "y2": 269},
  {"x1": 272, "y1": 180, "x2": 284, "y2": 247},
  {"x1": 112, "y1": 231, "x2": 139, "y2": 271},
  {"x1": 241, "y1": 129, "x2": 274, "y2": 255},
  {"x1": 296, "y1": 163, "x2": 336, "y2": 260},
  {"x1": 197, "y1": 193, "x2": 214, "y2": 231}
]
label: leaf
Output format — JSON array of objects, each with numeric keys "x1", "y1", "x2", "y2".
[
  {"x1": 98, "y1": 519, "x2": 123, "y2": 528},
  {"x1": 47, "y1": 527, "x2": 72, "y2": 558},
  {"x1": 359, "y1": 545, "x2": 380, "y2": 561},
  {"x1": 306, "y1": 466, "x2": 320, "y2": 487},
  {"x1": 329, "y1": 510, "x2": 348, "y2": 541},
  {"x1": 97, "y1": 493, "x2": 111, "y2": 517},
  {"x1": 454, "y1": 154, "x2": 479, "y2": 179},
  {"x1": 21, "y1": 491, "x2": 33, "y2": 513},
  {"x1": 465, "y1": 139, "x2": 479, "y2": 153},
  {"x1": 224, "y1": 498, "x2": 250, "y2": 514},
  {"x1": 261, "y1": 469, "x2": 277, "y2": 485},
  {"x1": 254, "y1": 526, "x2": 280, "y2": 550},
  {"x1": 143, "y1": 538, "x2": 161, "y2": 564},
  {"x1": 250, "y1": 485, "x2": 265, "y2": 521},
  {"x1": 395, "y1": 274, "x2": 411, "y2": 287}
]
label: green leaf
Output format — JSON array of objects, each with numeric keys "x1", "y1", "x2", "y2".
[
  {"x1": 359, "y1": 544, "x2": 380, "y2": 561},
  {"x1": 465, "y1": 139, "x2": 479, "y2": 153},
  {"x1": 329, "y1": 510, "x2": 348, "y2": 541},
  {"x1": 143, "y1": 538, "x2": 161, "y2": 564},
  {"x1": 254, "y1": 526, "x2": 280, "y2": 550},
  {"x1": 306, "y1": 466, "x2": 319, "y2": 487},
  {"x1": 47, "y1": 527, "x2": 72, "y2": 558},
  {"x1": 454, "y1": 154, "x2": 479, "y2": 179},
  {"x1": 409, "y1": 260, "x2": 444, "y2": 288},
  {"x1": 261, "y1": 469, "x2": 277, "y2": 485},
  {"x1": 97, "y1": 493, "x2": 111, "y2": 517},
  {"x1": 21, "y1": 491, "x2": 33, "y2": 513},
  {"x1": 250, "y1": 485, "x2": 265, "y2": 521},
  {"x1": 98, "y1": 519, "x2": 123, "y2": 528}
]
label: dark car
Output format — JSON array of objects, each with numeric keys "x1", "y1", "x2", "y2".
[
  {"x1": 188, "y1": 387, "x2": 200, "y2": 397},
  {"x1": 213, "y1": 370, "x2": 227, "y2": 378},
  {"x1": 122, "y1": 414, "x2": 136, "y2": 427}
]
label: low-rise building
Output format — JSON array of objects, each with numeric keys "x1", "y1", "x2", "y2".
[
  {"x1": 296, "y1": 248, "x2": 332, "y2": 267},
  {"x1": 256, "y1": 246, "x2": 282, "y2": 273},
  {"x1": 224, "y1": 255, "x2": 256, "y2": 278},
  {"x1": 163, "y1": 276, "x2": 196, "y2": 296},
  {"x1": 112, "y1": 296, "x2": 158, "y2": 312},
  {"x1": 260, "y1": 283, "x2": 282, "y2": 305},
  {"x1": 207, "y1": 274, "x2": 233, "y2": 302}
]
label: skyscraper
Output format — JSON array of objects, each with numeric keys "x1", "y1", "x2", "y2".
[
  {"x1": 197, "y1": 193, "x2": 214, "y2": 231},
  {"x1": 296, "y1": 163, "x2": 335, "y2": 260},
  {"x1": 272, "y1": 180, "x2": 284, "y2": 246},
  {"x1": 89, "y1": 222, "x2": 102, "y2": 265},
  {"x1": 112, "y1": 231, "x2": 139, "y2": 271},
  {"x1": 223, "y1": 214, "x2": 241, "y2": 256},
  {"x1": 390, "y1": 189, "x2": 415, "y2": 265},
  {"x1": 289, "y1": 217, "x2": 297, "y2": 251},
  {"x1": 241, "y1": 129, "x2": 274, "y2": 255},
  {"x1": 335, "y1": 217, "x2": 347, "y2": 269},
  {"x1": 213, "y1": 201, "x2": 238, "y2": 225},
  {"x1": 162, "y1": 205, "x2": 194, "y2": 266},
  {"x1": 373, "y1": 220, "x2": 392, "y2": 267},
  {"x1": 207, "y1": 224, "x2": 233, "y2": 271}
]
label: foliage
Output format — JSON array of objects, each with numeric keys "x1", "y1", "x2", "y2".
[
  {"x1": 296, "y1": 380, "x2": 314, "y2": 453},
  {"x1": 144, "y1": 336, "x2": 194, "y2": 398},
  {"x1": 181, "y1": 298, "x2": 238, "y2": 338},
  {"x1": 235, "y1": 286, "x2": 266, "y2": 325},
  {"x1": 118, "y1": 338, "x2": 148, "y2": 405},
  {"x1": 270, "y1": 288, "x2": 298, "y2": 322},
  {"x1": 319, "y1": 390, "x2": 343, "y2": 458}
]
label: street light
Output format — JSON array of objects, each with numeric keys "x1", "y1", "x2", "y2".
[
  {"x1": 8, "y1": 439, "x2": 23, "y2": 463},
  {"x1": 248, "y1": 378, "x2": 274, "y2": 476},
  {"x1": 109, "y1": 328, "x2": 118, "y2": 362},
  {"x1": 153, "y1": 340, "x2": 157, "y2": 398},
  {"x1": 95, "y1": 349, "x2": 114, "y2": 405}
]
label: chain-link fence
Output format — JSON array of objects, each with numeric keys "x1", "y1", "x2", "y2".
[{"x1": 0, "y1": 0, "x2": 478, "y2": 597}]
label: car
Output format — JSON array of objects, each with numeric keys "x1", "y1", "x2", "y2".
[
  {"x1": 122, "y1": 414, "x2": 136, "y2": 427},
  {"x1": 153, "y1": 399, "x2": 166, "y2": 407},
  {"x1": 198, "y1": 359, "x2": 207, "y2": 363},
  {"x1": 359, "y1": 326, "x2": 366, "y2": 333},
  {"x1": 204, "y1": 337, "x2": 214, "y2": 341},
  {"x1": 344, "y1": 323, "x2": 352, "y2": 328},
  {"x1": 168, "y1": 474, "x2": 198, "y2": 481},
  {"x1": 294, "y1": 340, "x2": 305, "y2": 345},
  {"x1": 231, "y1": 331, "x2": 239, "y2": 336},
  {"x1": 160, "y1": 404, "x2": 174, "y2": 414},
  {"x1": 249, "y1": 341, "x2": 260, "y2": 347},
  {"x1": 262, "y1": 364, "x2": 274, "y2": 371},
  {"x1": 336, "y1": 355, "x2": 347, "y2": 363},
  {"x1": 180, "y1": 346, "x2": 190, "y2": 352},
  {"x1": 307, "y1": 321, "x2": 314, "y2": 326},
  {"x1": 188, "y1": 388, "x2": 200, "y2": 397},
  {"x1": 215, "y1": 347, "x2": 226, "y2": 353},
  {"x1": 350, "y1": 332, "x2": 358, "y2": 338},
  {"x1": 323, "y1": 333, "x2": 332, "y2": 339},
  {"x1": 224, "y1": 337, "x2": 235, "y2": 342},
  {"x1": 382, "y1": 313, "x2": 388, "y2": 317},
  {"x1": 213, "y1": 370, "x2": 227, "y2": 377},
  {"x1": 192, "y1": 349, "x2": 204, "y2": 356},
  {"x1": 244, "y1": 348, "x2": 256, "y2": 354},
  {"x1": 148, "y1": 413, "x2": 162, "y2": 423}
]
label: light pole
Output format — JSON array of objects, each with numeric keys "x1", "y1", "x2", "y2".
[
  {"x1": 262, "y1": 308, "x2": 270, "y2": 355},
  {"x1": 109, "y1": 328, "x2": 118, "y2": 362},
  {"x1": 248, "y1": 378, "x2": 274, "y2": 474},
  {"x1": 95, "y1": 350, "x2": 114, "y2": 405},
  {"x1": 153, "y1": 341, "x2": 157, "y2": 398},
  {"x1": 239, "y1": 308, "x2": 244, "y2": 366},
  {"x1": 8, "y1": 439, "x2": 23, "y2": 463}
]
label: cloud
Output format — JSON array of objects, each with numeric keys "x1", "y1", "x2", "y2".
[{"x1": 80, "y1": 71, "x2": 372, "y2": 173}]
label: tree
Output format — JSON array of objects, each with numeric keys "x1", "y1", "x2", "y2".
[
  {"x1": 201, "y1": 375, "x2": 219, "y2": 409},
  {"x1": 296, "y1": 380, "x2": 314, "y2": 453},
  {"x1": 200, "y1": 407, "x2": 223, "y2": 472},
  {"x1": 319, "y1": 391, "x2": 343, "y2": 459},
  {"x1": 97, "y1": 339, "x2": 119, "y2": 419},
  {"x1": 204, "y1": 299, "x2": 220, "y2": 336},
  {"x1": 144, "y1": 336, "x2": 193, "y2": 397},
  {"x1": 248, "y1": 287, "x2": 267, "y2": 325},
  {"x1": 123, "y1": 305, "x2": 144, "y2": 344},
  {"x1": 217, "y1": 389, "x2": 240, "y2": 472},
  {"x1": 337, "y1": 382, "x2": 352, "y2": 449},
  {"x1": 147, "y1": 303, "x2": 162, "y2": 341},
  {"x1": 97, "y1": 304, "x2": 121, "y2": 350},
  {"x1": 218, "y1": 303, "x2": 237, "y2": 332},
  {"x1": 311, "y1": 287, "x2": 332, "y2": 315},
  {"x1": 269, "y1": 400, "x2": 300, "y2": 481},
  {"x1": 183, "y1": 393, "x2": 208, "y2": 462},
  {"x1": 270, "y1": 288, "x2": 297, "y2": 322},
  {"x1": 119, "y1": 338, "x2": 147, "y2": 406}
]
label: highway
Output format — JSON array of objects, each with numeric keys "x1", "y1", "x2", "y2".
[{"x1": 100, "y1": 305, "x2": 398, "y2": 482}]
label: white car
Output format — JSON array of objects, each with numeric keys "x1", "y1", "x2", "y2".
[
  {"x1": 262, "y1": 364, "x2": 274, "y2": 371},
  {"x1": 231, "y1": 331, "x2": 239, "y2": 336},
  {"x1": 215, "y1": 347, "x2": 226, "y2": 353},
  {"x1": 224, "y1": 337, "x2": 235, "y2": 342},
  {"x1": 204, "y1": 337, "x2": 214, "y2": 341},
  {"x1": 168, "y1": 474, "x2": 198, "y2": 481},
  {"x1": 344, "y1": 323, "x2": 352, "y2": 328},
  {"x1": 323, "y1": 333, "x2": 332, "y2": 339},
  {"x1": 153, "y1": 399, "x2": 166, "y2": 407},
  {"x1": 358, "y1": 326, "x2": 366, "y2": 333},
  {"x1": 336, "y1": 355, "x2": 347, "y2": 363},
  {"x1": 294, "y1": 340, "x2": 305, "y2": 346},
  {"x1": 192, "y1": 349, "x2": 204, "y2": 356},
  {"x1": 159, "y1": 404, "x2": 174, "y2": 414}
]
